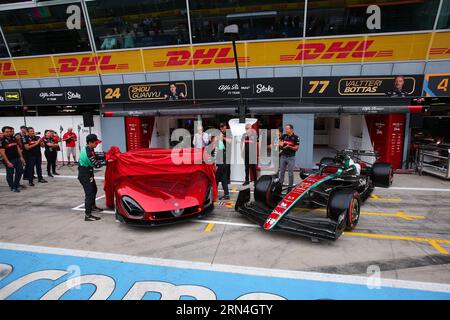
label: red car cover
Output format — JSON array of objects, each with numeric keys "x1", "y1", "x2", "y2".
[{"x1": 104, "y1": 147, "x2": 217, "y2": 208}]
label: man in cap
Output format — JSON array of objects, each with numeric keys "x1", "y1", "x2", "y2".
[{"x1": 78, "y1": 134, "x2": 106, "y2": 221}]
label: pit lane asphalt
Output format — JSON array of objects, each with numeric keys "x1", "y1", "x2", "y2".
[{"x1": 0, "y1": 165, "x2": 449, "y2": 285}]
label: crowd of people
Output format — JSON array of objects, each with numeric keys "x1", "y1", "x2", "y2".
[
  {"x1": 194, "y1": 122, "x2": 301, "y2": 200},
  {"x1": 0, "y1": 125, "x2": 78, "y2": 192}
]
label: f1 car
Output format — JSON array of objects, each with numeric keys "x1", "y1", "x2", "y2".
[
  {"x1": 104, "y1": 147, "x2": 216, "y2": 226},
  {"x1": 235, "y1": 150, "x2": 393, "y2": 241}
]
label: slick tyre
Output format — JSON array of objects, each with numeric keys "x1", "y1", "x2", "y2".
[
  {"x1": 371, "y1": 163, "x2": 393, "y2": 188},
  {"x1": 327, "y1": 189, "x2": 361, "y2": 232},
  {"x1": 254, "y1": 175, "x2": 282, "y2": 208}
]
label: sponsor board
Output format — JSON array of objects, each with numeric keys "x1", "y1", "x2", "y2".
[
  {"x1": 0, "y1": 32, "x2": 449, "y2": 80},
  {"x1": 0, "y1": 90, "x2": 21, "y2": 106},
  {"x1": 194, "y1": 78, "x2": 301, "y2": 99},
  {"x1": 423, "y1": 73, "x2": 450, "y2": 97},
  {"x1": 101, "y1": 81, "x2": 192, "y2": 103},
  {"x1": 303, "y1": 75, "x2": 423, "y2": 98},
  {"x1": 22, "y1": 86, "x2": 100, "y2": 105}
]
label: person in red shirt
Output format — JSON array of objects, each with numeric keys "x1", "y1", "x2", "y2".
[{"x1": 62, "y1": 127, "x2": 78, "y2": 166}]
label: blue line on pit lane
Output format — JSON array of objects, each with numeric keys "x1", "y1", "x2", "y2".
[{"x1": 0, "y1": 248, "x2": 449, "y2": 300}]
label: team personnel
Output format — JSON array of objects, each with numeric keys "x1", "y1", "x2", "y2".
[
  {"x1": 78, "y1": 134, "x2": 106, "y2": 221},
  {"x1": 193, "y1": 125, "x2": 209, "y2": 148},
  {"x1": 43, "y1": 130, "x2": 59, "y2": 177},
  {"x1": 15, "y1": 125, "x2": 28, "y2": 150},
  {"x1": 62, "y1": 127, "x2": 77, "y2": 166},
  {"x1": 0, "y1": 126, "x2": 25, "y2": 192},
  {"x1": 16, "y1": 126, "x2": 29, "y2": 180},
  {"x1": 279, "y1": 124, "x2": 300, "y2": 189},
  {"x1": 216, "y1": 123, "x2": 231, "y2": 199},
  {"x1": 241, "y1": 124, "x2": 258, "y2": 186},
  {"x1": 22, "y1": 127, "x2": 47, "y2": 186}
]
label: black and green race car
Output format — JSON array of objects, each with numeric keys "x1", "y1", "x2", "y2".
[{"x1": 235, "y1": 150, "x2": 393, "y2": 241}]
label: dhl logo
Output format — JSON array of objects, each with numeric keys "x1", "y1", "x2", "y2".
[
  {"x1": 429, "y1": 47, "x2": 450, "y2": 55},
  {"x1": 153, "y1": 48, "x2": 250, "y2": 67},
  {"x1": 49, "y1": 56, "x2": 129, "y2": 73},
  {"x1": 0, "y1": 62, "x2": 28, "y2": 77},
  {"x1": 280, "y1": 40, "x2": 393, "y2": 61}
]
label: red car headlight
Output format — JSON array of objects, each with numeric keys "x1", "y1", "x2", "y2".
[{"x1": 121, "y1": 196, "x2": 144, "y2": 217}]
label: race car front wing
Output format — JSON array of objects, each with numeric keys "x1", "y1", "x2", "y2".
[{"x1": 235, "y1": 189, "x2": 344, "y2": 241}]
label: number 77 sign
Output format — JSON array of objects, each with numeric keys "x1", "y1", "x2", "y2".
[{"x1": 423, "y1": 73, "x2": 450, "y2": 97}]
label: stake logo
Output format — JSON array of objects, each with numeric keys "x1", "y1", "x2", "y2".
[
  {"x1": 0, "y1": 62, "x2": 28, "y2": 77},
  {"x1": 153, "y1": 48, "x2": 250, "y2": 67},
  {"x1": 49, "y1": 56, "x2": 129, "y2": 74},
  {"x1": 280, "y1": 40, "x2": 393, "y2": 61}
]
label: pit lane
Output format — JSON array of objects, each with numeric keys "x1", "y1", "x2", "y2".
[{"x1": 0, "y1": 167, "x2": 449, "y2": 299}]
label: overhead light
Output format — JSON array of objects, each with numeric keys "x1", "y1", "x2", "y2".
[
  {"x1": 224, "y1": 24, "x2": 239, "y2": 35},
  {"x1": 226, "y1": 11, "x2": 277, "y2": 19}
]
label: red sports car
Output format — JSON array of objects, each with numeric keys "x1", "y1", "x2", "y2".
[{"x1": 104, "y1": 147, "x2": 216, "y2": 226}]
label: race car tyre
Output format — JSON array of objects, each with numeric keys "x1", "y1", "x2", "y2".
[
  {"x1": 254, "y1": 175, "x2": 282, "y2": 208},
  {"x1": 299, "y1": 168, "x2": 309, "y2": 180},
  {"x1": 199, "y1": 203, "x2": 214, "y2": 217},
  {"x1": 327, "y1": 189, "x2": 361, "y2": 232},
  {"x1": 371, "y1": 163, "x2": 393, "y2": 188},
  {"x1": 319, "y1": 157, "x2": 336, "y2": 169}
]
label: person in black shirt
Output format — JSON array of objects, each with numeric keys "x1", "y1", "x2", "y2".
[
  {"x1": 43, "y1": 130, "x2": 59, "y2": 177},
  {"x1": 279, "y1": 124, "x2": 300, "y2": 188},
  {"x1": 0, "y1": 126, "x2": 25, "y2": 192},
  {"x1": 216, "y1": 123, "x2": 231, "y2": 199},
  {"x1": 241, "y1": 124, "x2": 258, "y2": 186},
  {"x1": 386, "y1": 75, "x2": 409, "y2": 97},
  {"x1": 15, "y1": 126, "x2": 29, "y2": 181},
  {"x1": 23, "y1": 127, "x2": 47, "y2": 186},
  {"x1": 164, "y1": 83, "x2": 186, "y2": 100}
]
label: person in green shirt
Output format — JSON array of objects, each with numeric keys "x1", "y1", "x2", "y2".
[{"x1": 78, "y1": 134, "x2": 106, "y2": 221}]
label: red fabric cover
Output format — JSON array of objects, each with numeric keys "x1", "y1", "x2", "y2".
[{"x1": 104, "y1": 147, "x2": 217, "y2": 208}]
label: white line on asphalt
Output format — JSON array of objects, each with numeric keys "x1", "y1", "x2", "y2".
[
  {"x1": 0, "y1": 242, "x2": 449, "y2": 294},
  {"x1": 72, "y1": 207, "x2": 114, "y2": 214},
  {"x1": 389, "y1": 187, "x2": 450, "y2": 192},
  {"x1": 71, "y1": 195, "x2": 106, "y2": 210},
  {"x1": 71, "y1": 206, "x2": 257, "y2": 228},
  {"x1": 191, "y1": 219, "x2": 259, "y2": 228}
]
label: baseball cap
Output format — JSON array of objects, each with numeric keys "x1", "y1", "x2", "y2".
[{"x1": 86, "y1": 134, "x2": 102, "y2": 144}]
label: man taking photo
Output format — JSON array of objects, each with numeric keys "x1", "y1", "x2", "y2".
[
  {"x1": 279, "y1": 124, "x2": 300, "y2": 189},
  {"x1": 0, "y1": 126, "x2": 25, "y2": 192},
  {"x1": 62, "y1": 127, "x2": 78, "y2": 166},
  {"x1": 78, "y1": 134, "x2": 106, "y2": 221}
]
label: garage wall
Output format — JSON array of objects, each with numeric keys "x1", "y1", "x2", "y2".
[
  {"x1": 100, "y1": 116, "x2": 126, "y2": 153},
  {"x1": 328, "y1": 116, "x2": 351, "y2": 151},
  {"x1": 283, "y1": 114, "x2": 314, "y2": 168}
]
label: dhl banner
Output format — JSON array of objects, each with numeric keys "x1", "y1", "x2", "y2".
[{"x1": 0, "y1": 31, "x2": 449, "y2": 80}]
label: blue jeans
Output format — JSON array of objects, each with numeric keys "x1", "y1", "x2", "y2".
[{"x1": 6, "y1": 158, "x2": 23, "y2": 189}]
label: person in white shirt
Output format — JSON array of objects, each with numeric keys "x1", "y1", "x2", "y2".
[{"x1": 192, "y1": 126, "x2": 209, "y2": 149}]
